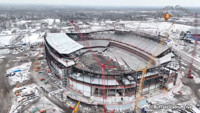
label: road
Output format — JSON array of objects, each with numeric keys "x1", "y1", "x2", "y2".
[
  {"x1": 173, "y1": 46, "x2": 200, "y2": 70},
  {"x1": 0, "y1": 57, "x2": 12, "y2": 113}
]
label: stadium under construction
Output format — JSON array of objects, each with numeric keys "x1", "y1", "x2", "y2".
[{"x1": 44, "y1": 30, "x2": 181, "y2": 111}]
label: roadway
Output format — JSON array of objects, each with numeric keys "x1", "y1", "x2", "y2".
[{"x1": 0, "y1": 57, "x2": 12, "y2": 113}]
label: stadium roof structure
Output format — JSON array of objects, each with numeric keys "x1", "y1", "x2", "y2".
[{"x1": 46, "y1": 33, "x2": 84, "y2": 54}]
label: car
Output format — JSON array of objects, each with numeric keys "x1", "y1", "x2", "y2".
[
  {"x1": 6, "y1": 74, "x2": 10, "y2": 77},
  {"x1": 187, "y1": 75, "x2": 194, "y2": 79},
  {"x1": 40, "y1": 87, "x2": 45, "y2": 92},
  {"x1": 40, "y1": 78, "x2": 45, "y2": 81}
]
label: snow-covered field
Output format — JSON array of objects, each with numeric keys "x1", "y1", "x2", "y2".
[
  {"x1": 123, "y1": 21, "x2": 191, "y2": 34},
  {"x1": 0, "y1": 49, "x2": 10, "y2": 55},
  {"x1": 0, "y1": 35, "x2": 16, "y2": 46},
  {"x1": 6, "y1": 62, "x2": 32, "y2": 86},
  {"x1": 22, "y1": 33, "x2": 43, "y2": 45}
]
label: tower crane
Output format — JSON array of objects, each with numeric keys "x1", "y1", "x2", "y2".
[
  {"x1": 186, "y1": 13, "x2": 198, "y2": 79},
  {"x1": 70, "y1": 21, "x2": 115, "y2": 113},
  {"x1": 134, "y1": 22, "x2": 174, "y2": 113}
]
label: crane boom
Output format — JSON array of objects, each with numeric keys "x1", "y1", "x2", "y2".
[
  {"x1": 70, "y1": 21, "x2": 115, "y2": 113},
  {"x1": 73, "y1": 100, "x2": 80, "y2": 113},
  {"x1": 134, "y1": 23, "x2": 174, "y2": 113}
]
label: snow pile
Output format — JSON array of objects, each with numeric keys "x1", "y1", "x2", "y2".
[
  {"x1": 22, "y1": 33, "x2": 43, "y2": 45},
  {"x1": 6, "y1": 62, "x2": 32, "y2": 86}
]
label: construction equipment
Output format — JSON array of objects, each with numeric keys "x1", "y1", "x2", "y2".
[
  {"x1": 14, "y1": 90, "x2": 22, "y2": 94},
  {"x1": 16, "y1": 84, "x2": 22, "y2": 88},
  {"x1": 39, "y1": 108, "x2": 55, "y2": 113},
  {"x1": 40, "y1": 78, "x2": 45, "y2": 81},
  {"x1": 134, "y1": 22, "x2": 174, "y2": 113},
  {"x1": 44, "y1": 81, "x2": 49, "y2": 84},
  {"x1": 70, "y1": 106, "x2": 75, "y2": 110},
  {"x1": 15, "y1": 93, "x2": 21, "y2": 96},
  {"x1": 18, "y1": 97, "x2": 25, "y2": 103},
  {"x1": 35, "y1": 69, "x2": 40, "y2": 72},
  {"x1": 35, "y1": 66, "x2": 40, "y2": 69},
  {"x1": 73, "y1": 100, "x2": 80, "y2": 113},
  {"x1": 47, "y1": 70, "x2": 51, "y2": 73},
  {"x1": 35, "y1": 62, "x2": 39, "y2": 65},
  {"x1": 186, "y1": 13, "x2": 198, "y2": 79}
]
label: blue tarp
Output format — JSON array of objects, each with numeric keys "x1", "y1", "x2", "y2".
[{"x1": 13, "y1": 70, "x2": 21, "y2": 73}]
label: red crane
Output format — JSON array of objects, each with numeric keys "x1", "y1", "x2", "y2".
[
  {"x1": 70, "y1": 21, "x2": 115, "y2": 113},
  {"x1": 187, "y1": 13, "x2": 198, "y2": 79}
]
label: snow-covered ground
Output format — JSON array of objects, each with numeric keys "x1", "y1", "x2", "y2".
[
  {"x1": 6, "y1": 62, "x2": 32, "y2": 86},
  {"x1": 0, "y1": 49, "x2": 10, "y2": 55},
  {"x1": 123, "y1": 21, "x2": 191, "y2": 34},
  {"x1": 22, "y1": 33, "x2": 43, "y2": 45},
  {"x1": 25, "y1": 96, "x2": 63, "y2": 113},
  {"x1": 0, "y1": 35, "x2": 16, "y2": 46}
]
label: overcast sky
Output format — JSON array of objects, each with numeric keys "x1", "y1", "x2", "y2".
[{"x1": 0, "y1": 0, "x2": 200, "y2": 7}]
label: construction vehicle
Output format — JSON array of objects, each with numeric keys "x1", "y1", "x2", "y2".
[
  {"x1": 35, "y1": 62, "x2": 39, "y2": 65},
  {"x1": 47, "y1": 70, "x2": 51, "y2": 73},
  {"x1": 35, "y1": 66, "x2": 40, "y2": 69},
  {"x1": 14, "y1": 90, "x2": 22, "y2": 94},
  {"x1": 70, "y1": 106, "x2": 75, "y2": 110},
  {"x1": 40, "y1": 78, "x2": 45, "y2": 81},
  {"x1": 44, "y1": 82, "x2": 49, "y2": 84},
  {"x1": 15, "y1": 93, "x2": 21, "y2": 96},
  {"x1": 16, "y1": 84, "x2": 22, "y2": 88},
  {"x1": 134, "y1": 22, "x2": 174, "y2": 113},
  {"x1": 39, "y1": 108, "x2": 55, "y2": 113},
  {"x1": 18, "y1": 97, "x2": 25, "y2": 103}
]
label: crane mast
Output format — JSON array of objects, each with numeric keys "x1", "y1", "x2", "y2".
[{"x1": 187, "y1": 13, "x2": 198, "y2": 79}]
